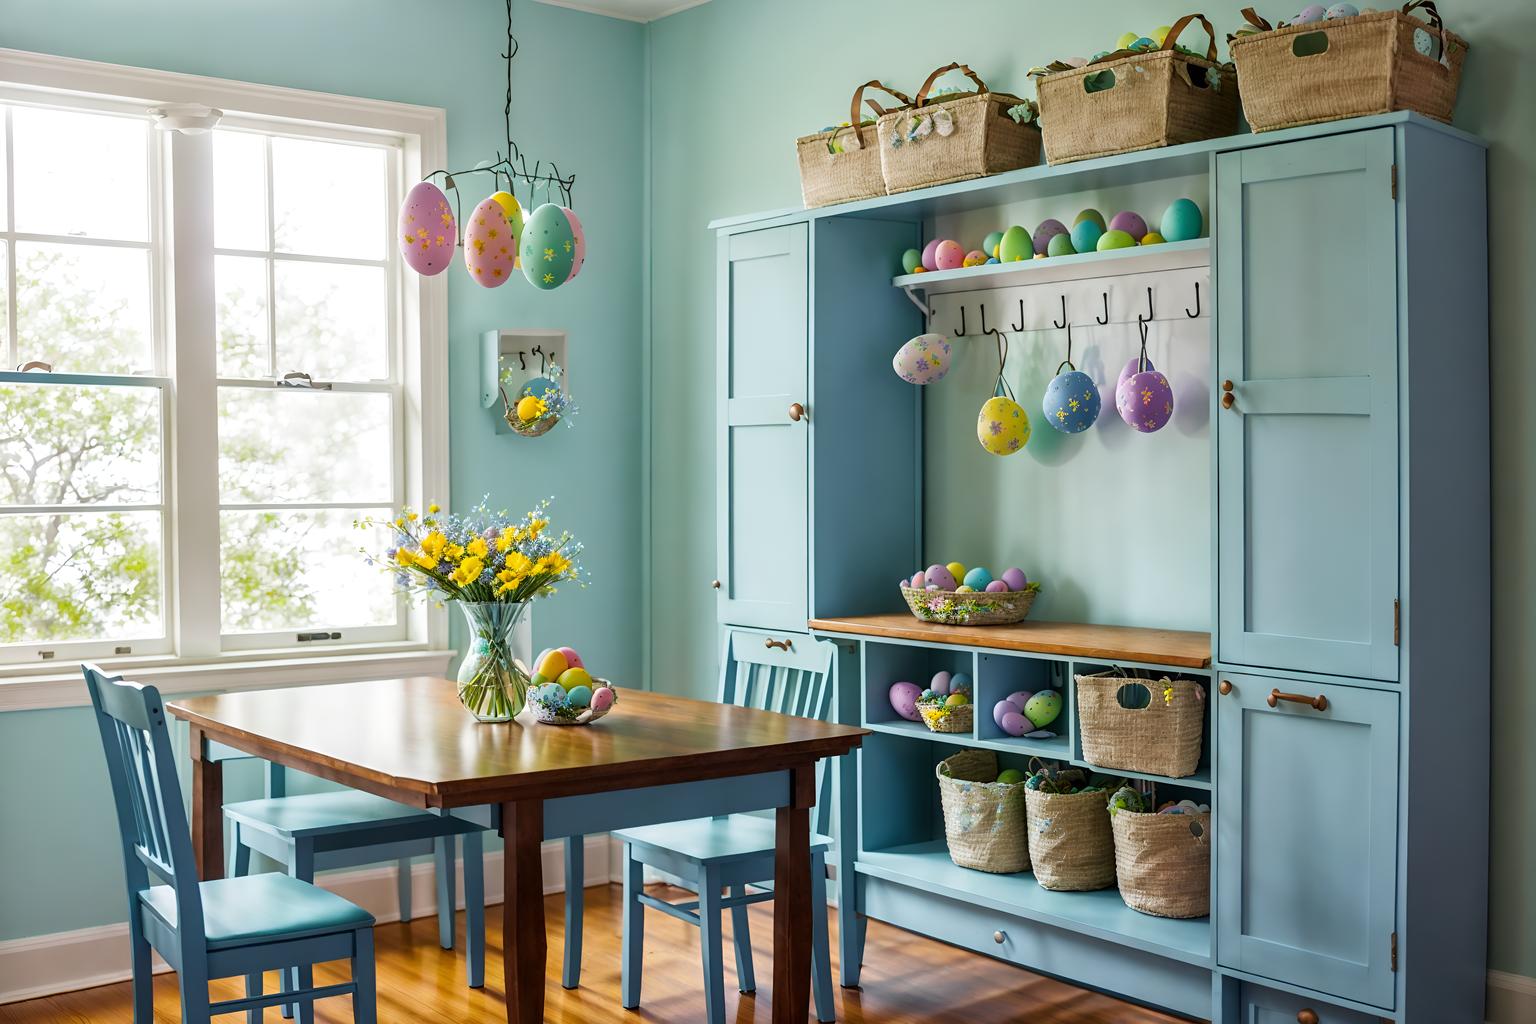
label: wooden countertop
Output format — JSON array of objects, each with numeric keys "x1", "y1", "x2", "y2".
[{"x1": 808, "y1": 613, "x2": 1212, "y2": 669}]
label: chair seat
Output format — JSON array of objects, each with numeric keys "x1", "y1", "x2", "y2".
[
  {"x1": 614, "y1": 814, "x2": 832, "y2": 865},
  {"x1": 140, "y1": 873, "x2": 374, "y2": 949},
  {"x1": 224, "y1": 789, "x2": 437, "y2": 838}
]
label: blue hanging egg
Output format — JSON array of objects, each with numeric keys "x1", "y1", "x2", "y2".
[{"x1": 1043, "y1": 368, "x2": 1102, "y2": 434}]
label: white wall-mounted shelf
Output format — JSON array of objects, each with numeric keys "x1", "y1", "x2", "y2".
[{"x1": 894, "y1": 238, "x2": 1210, "y2": 297}]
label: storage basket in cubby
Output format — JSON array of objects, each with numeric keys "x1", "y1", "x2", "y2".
[
  {"x1": 1076, "y1": 671, "x2": 1205, "y2": 779},
  {"x1": 918, "y1": 700, "x2": 973, "y2": 735},
  {"x1": 1024, "y1": 782, "x2": 1115, "y2": 891},
  {"x1": 795, "y1": 79, "x2": 913, "y2": 209},
  {"x1": 1032, "y1": 14, "x2": 1240, "y2": 165},
  {"x1": 900, "y1": 582, "x2": 1039, "y2": 627},
  {"x1": 1229, "y1": 1, "x2": 1466, "y2": 133},
  {"x1": 936, "y1": 749, "x2": 1030, "y2": 873},
  {"x1": 1111, "y1": 810, "x2": 1211, "y2": 918},
  {"x1": 876, "y1": 63, "x2": 1041, "y2": 194}
]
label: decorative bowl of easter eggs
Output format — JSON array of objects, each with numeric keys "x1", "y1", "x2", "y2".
[
  {"x1": 912, "y1": 670, "x2": 974, "y2": 734},
  {"x1": 523, "y1": 646, "x2": 618, "y2": 725},
  {"x1": 899, "y1": 562, "x2": 1041, "y2": 626}
]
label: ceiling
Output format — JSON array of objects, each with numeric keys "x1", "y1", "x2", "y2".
[{"x1": 532, "y1": 0, "x2": 713, "y2": 23}]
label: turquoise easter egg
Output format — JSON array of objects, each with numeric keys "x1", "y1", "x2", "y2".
[
  {"x1": 566, "y1": 684, "x2": 593, "y2": 709},
  {"x1": 963, "y1": 566, "x2": 993, "y2": 590},
  {"x1": 1071, "y1": 219, "x2": 1104, "y2": 254},
  {"x1": 983, "y1": 231, "x2": 1005, "y2": 258},
  {"x1": 520, "y1": 203, "x2": 577, "y2": 289},
  {"x1": 998, "y1": 225, "x2": 1032, "y2": 263},
  {"x1": 1160, "y1": 198, "x2": 1204, "y2": 242},
  {"x1": 1046, "y1": 232, "x2": 1076, "y2": 257}
]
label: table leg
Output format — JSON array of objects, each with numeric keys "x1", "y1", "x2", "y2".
[
  {"x1": 190, "y1": 727, "x2": 224, "y2": 881},
  {"x1": 773, "y1": 763, "x2": 815, "y2": 1023},
  {"x1": 501, "y1": 799, "x2": 546, "y2": 1024}
]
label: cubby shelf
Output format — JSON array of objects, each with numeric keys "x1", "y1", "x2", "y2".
[
  {"x1": 893, "y1": 238, "x2": 1210, "y2": 296},
  {"x1": 858, "y1": 841, "x2": 1212, "y2": 967}
]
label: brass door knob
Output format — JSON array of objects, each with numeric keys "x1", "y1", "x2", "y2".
[
  {"x1": 711, "y1": 580, "x2": 721, "y2": 590},
  {"x1": 1297, "y1": 1010, "x2": 1319, "y2": 1024},
  {"x1": 788, "y1": 402, "x2": 806, "y2": 422},
  {"x1": 1219, "y1": 680, "x2": 1233, "y2": 695},
  {"x1": 1221, "y1": 379, "x2": 1236, "y2": 410}
]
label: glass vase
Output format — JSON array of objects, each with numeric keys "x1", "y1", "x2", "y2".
[{"x1": 455, "y1": 601, "x2": 530, "y2": 723}]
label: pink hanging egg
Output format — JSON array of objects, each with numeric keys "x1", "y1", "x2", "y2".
[
  {"x1": 463, "y1": 195, "x2": 517, "y2": 288},
  {"x1": 398, "y1": 180, "x2": 456, "y2": 276},
  {"x1": 1117, "y1": 368, "x2": 1175, "y2": 433},
  {"x1": 561, "y1": 206, "x2": 587, "y2": 281}
]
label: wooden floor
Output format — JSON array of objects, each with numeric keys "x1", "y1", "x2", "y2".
[{"x1": 1, "y1": 883, "x2": 1185, "y2": 1023}]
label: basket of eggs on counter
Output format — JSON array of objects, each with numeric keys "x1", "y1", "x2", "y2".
[{"x1": 900, "y1": 560, "x2": 1040, "y2": 626}]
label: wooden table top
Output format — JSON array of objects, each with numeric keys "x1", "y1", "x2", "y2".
[
  {"x1": 169, "y1": 677, "x2": 867, "y2": 809},
  {"x1": 808, "y1": 613, "x2": 1212, "y2": 669}
]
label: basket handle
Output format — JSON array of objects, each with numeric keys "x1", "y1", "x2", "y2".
[
  {"x1": 1401, "y1": 0, "x2": 1443, "y2": 30},
  {"x1": 848, "y1": 79, "x2": 913, "y2": 126},
  {"x1": 1160, "y1": 13, "x2": 1219, "y2": 62},
  {"x1": 914, "y1": 62, "x2": 989, "y2": 107},
  {"x1": 1239, "y1": 7, "x2": 1274, "y2": 32}
]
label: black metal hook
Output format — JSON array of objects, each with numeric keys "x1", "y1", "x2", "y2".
[
  {"x1": 1137, "y1": 286, "x2": 1155, "y2": 325},
  {"x1": 954, "y1": 305, "x2": 967, "y2": 337},
  {"x1": 980, "y1": 305, "x2": 992, "y2": 336},
  {"x1": 1097, "y1": 292, "x2": 1110, "y2": 325},
  {"x1": 1186, "y1": 281, "x2": 1202, "y2": 318},
  {"x1": 1064, "y1": 322, "x2": 1075, "y2": 367},
  {"x1": 1053, "y1": 295, "x2": 1068, "y2": 330},
  {"x1": 1010, "y1": 298, "x2": 1026, "y2": 333}
]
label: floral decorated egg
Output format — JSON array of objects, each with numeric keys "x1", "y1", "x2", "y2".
[
  {"x1": 463, "y1": 196, "x2": 517, "y2": 288},
  {"x1": 398, "y1": 180, "x2": 456, "y2": 276},
  {"x1": 563, "y1": 206, "x2": 587, "y2": 280},
  {"x1": 1116, "y1": 356, "x2": 1155, "y2": 400},
  {"x1": 1117, "y1": 367, "x2": 1175, "y2": 433},
  {"x1": 490, "y1": 191, "x2": 524, "y2": 249},
  {"x1": 1043, "y1": 368, "x2": 1102, "y2": 434},
  {"x1": 520, "y1": 203, "x2": 577, "y2": 289},
  {"x1": 892, "y1": 333, "x2": 952, "y2": 385},
  {"x1": 978, "y1": 395, "x2": 1030, "y2": 455}
]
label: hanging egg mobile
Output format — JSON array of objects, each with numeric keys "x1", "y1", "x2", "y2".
[
  {"x1": 977, "y1": 330, "x2": 1030, "y2": 456},
  {"x1": 1116, "y1": 320, "x2": 1175, "y2": 433},
  {"x1": 398, "y1": 180, "x2": 456, "y2": 275},
  {"x1": 1042, "y1": 323, "x2": 1101, "y2": 434}
]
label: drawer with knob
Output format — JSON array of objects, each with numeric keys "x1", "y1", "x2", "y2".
[{"x1": 1240, "y1": 982, "x2": 1384, "y2": 1024}]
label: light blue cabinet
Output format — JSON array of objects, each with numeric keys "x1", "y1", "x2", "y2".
[
  {"x1": 1216, "y1": 673, "x2": 1399, "y2": 1008},
  {"x1": 1215, "y1": 130, "x2": 1400, "y2": 682}
]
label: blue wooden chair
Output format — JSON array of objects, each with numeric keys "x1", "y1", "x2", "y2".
[
  {"x1": 564, "y1": 629, "x2": 840, "y2": 1023},
  {"x1": 223, "y1": 762, "x2": 488, "y2": 1011},
  {"x1": 82, "y1": 663, "x2": 377, "y2": 1024}
]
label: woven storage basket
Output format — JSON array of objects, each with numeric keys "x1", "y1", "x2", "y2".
[
  {"x1": 936, "y1": 749, "x2": 1030, "y2": 873},
  {"x1": 918, "y1": 700, "x2": 973, "y2": 735},
  {"x1": 1025, "y1": 785, "x2": 1116, "y2": 891},
  {"x1": 1229, "y1": 1, "x2": 1466, "y2": 132},
  {"x1": 1076, "y1": 672, "x2": 1206, "y2": 779},
  {"x1": 1111, "y1": 810, "x2": 1211, "y2": 918},
  {"x1": 876, "y1": 63, "x2": 1041, "y2": 194},
  {"x1": 795, "y1": 80, "x2": 913, "y2": 209},
  {"x1": 1033, "y1": 14, "x2": 1240, "y2": 166},
  {"x1": 901, "y1": 582, "x2": 1040, "y2": 627}
]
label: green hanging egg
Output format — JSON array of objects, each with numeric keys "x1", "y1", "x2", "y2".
[{"x1": 520, "y1": 203, "x2": 577, "y2": 290}]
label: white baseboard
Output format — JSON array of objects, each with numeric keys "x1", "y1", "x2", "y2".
[
  {"x1": 1488, "y1": 969, "x2": 1536, "y2": 1024},
  {"x1": 0, "y1": 834, "x2": 614, "y2": 1006}
]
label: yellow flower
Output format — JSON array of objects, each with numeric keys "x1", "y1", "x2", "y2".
[
  {"x1": 496, "y1": 527, "x2": 518, "y2": 553},
  {"x1": 467, "y1": 536, "x2": 489, "y2": 559},
  {"x1": 406, "y1": 512, "x2": 418, "y2": 522},
  {"x1": 420, "y1": 531, "x2": 447, "y2": 560},
  {"x1": 444, "y1": 542, "x2": 465, "y2": 562},
  {"x1": 395, "y1": 548, "x2": 418, "y2": 567},
  {"x1": 502, "y1": 551, "x2": 533, "y2": 577},
  {"x1": 452, "y1": 556, "x2": 484, "y2": 587},
  {"x1": 428, "y1": 504, "x2": 441, "y2": 514},
  {"x1": 526, "y1": 518, "x2": 548, "y2": 540}
]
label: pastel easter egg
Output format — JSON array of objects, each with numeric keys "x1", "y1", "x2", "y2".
[
  {"x1": 1024, "y1": 690, "x2": 1062, "y2": 729},
  {"x1": 1151, "y1": 24, "x2": 1173, "y2": 44},
  {"x1": 398, "y1": 180, "x2": 457, "y2": 276},
  {"x1": 892, "y1": 333, "x2": 953, "y2": 385},
  {"x1": 558, "y1": 646, "x2": 584, "y2": 669},
  {"x1": 1000, "y1": 710, "x2": 1030, "y2": 737},
  {"x1": 962, "y1": 249, "x2": 989, "y2": 268},
  {"x1": 463, "y1": 196, "x2": 517, "y2": 287},
  {"x1": 562, "y1": 206, "x2": 587, "y2": 280},
  {"x1": 1133, "y1": 36, "x2": 1157, "y2": 50},
  {"x1": 963, "y1": 566, "x2": 993, "y2": 590},
  {"x1": 1000, "y1": 568, "x2": 1029, "y2": 592},
  {"x1": 516, "y1": 395, "x2": 543, "y2": 422},
  {"x1": 532, "y1": 682, "x2": 567, "y2": 706},
  {"x1": 1140, "y1": 231, "x2": 1166, "y2": 246},
  {"x1": 921, "y1": 239, "x2": 942, "y2": 271},
  {"x1": 557, "y1": 666, "x2": 593, "y2": 693},
  {"x1": 949, "y1": 673, "x2": 972, "y2": 695},
  {"x1": 1325, "y1": 2, "x2": 1359, "y2": 16},
  {"x1": 1116, "y1": 356, "x2": 1155, "y2": 400},
  {"x1": 589, "y1": 686, "x2": 616, "y2": 714},
  {"x1": 985, "y1": 579, "x2": 1010, "y2": 593},
  {"x1": 997, "y1": 767, "x2": 1026, "y2": 784},
  {"x1": 1006, "y1": 690, "x2": 1034, "y2": 710},
  {"x1": 993, "y1": 699, "x2": 1020, "y2": 729},
  {"x1": 946, "y1": 562, "x2": 966, "y2": 581},
  {"x1": 1033, "y1": 219, "x2": 1070, "y2": 255},
  {"x1": 998, "y1": 225, "x2": 1032, "y2": 263},
  {"x1": 1116, "y1": 369, "x2": 1175, "y2": 433},
  {"x1": 1043, "y1": 369, "x2": 1102, "y2": 434},
  {"x1": 490, "y1": 191, "x2": 524, "y2": 242},
  {"x1": 930, "y1": 670, "x2": 952, "y2": 696},
  {"x1": 986, "y1": 257, "x2": 1000, "y2": 265},
  {"x1": 934, "y1": 240, "x2": 966, "y2": 271},
  {"x1": 1108, "y1": 211, "x2": 1148, "y2": 239},
  {"x1": 1097, "y1": 229, "x2": 1137, "y2": 251},
  {"x1": 1074, "y1": 208, "x2": 1107, "y2": 230},
  {"x1": 520, "y1": 375, "x2": 559, "y2": 401},
  {"x1": 535, "y1": 648, "x2": 569, "y2": 680},
  {"x1": 1413, "y1": 26, "x2": 1442, "y2": 59},
  {"x1": 1293, "y1": 3, "x2": 1327, "y2": 23},
  {"x1": 901, "y1": 248, "x2": 923, "y2": 274},
  {"x1": 565, "y1": 684, "x2": 593, "y2": 709},
  {"x1": 1160, "y1": 198, "x2": 1204, "y2": 242},
  {"x1": 520, "y1": 203, "x2": 576, "y2": 289},
  {"x1": 924, "y1": 564, "x2": 957, "y2": 591},
  {"x1": 955, "y1": 585, "x2": 975, "y2": 593},
  {"x1": 889, "y1": 681, "x2": 923, "y2": 721},
  {"x1": 1070, "y1": 219, "x2": 1104, "y2": 255},
  {"x1": 945, "y1": 692, "x2": 969, "y2": 708},
  {"x1": 983, "y1": 230, "x2": 1005, "y2": 258},
  {"x1": 1046, "y1": 232, "x2": 1076, "y2": 257},
  {"x1": 1116, "y1": 31, "x2": 1140, "y2": 49},
  {"x1": 909, "y1": 571, "x2": 927, "y2": 589},
  {"x1": 977, "y1": 395, "x2": 1030, "y2": 455}
]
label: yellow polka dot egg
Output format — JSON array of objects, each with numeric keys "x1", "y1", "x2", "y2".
[{"x1": 977, "y1": 395, "x2": 1030, "y2": 456}]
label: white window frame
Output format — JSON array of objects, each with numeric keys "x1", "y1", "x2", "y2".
[{"x1": 0, "y1": 48, "x2": 451, "y2": 707}]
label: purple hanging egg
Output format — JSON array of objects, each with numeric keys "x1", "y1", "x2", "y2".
[
  {"x1": 1108, "y1": 210, "x2": 1148, "y2": 240},
  {"x1": 398, "y1": 180, "x2": 456, "y2": 276},
  {"x1": 1032, "y1": 218, "x2": 1069, "y2": 255},
  {"x1": 1117, "y1": 368, "x2": 1175, "y2": 433},
  {"x1": 1116, "y1": 356, "x2": 1155, "y2": 400}
]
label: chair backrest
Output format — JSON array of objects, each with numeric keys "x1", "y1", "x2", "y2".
[
  {"x1": 717, "y1": 630, "x2": 839, "y2": 837},
  {"x1": 81, "y1": 663, "x2": 206, "y2": 944}
]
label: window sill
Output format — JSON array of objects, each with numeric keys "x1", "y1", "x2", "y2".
[{"x1": 0, "y1": 645, "x2": 457, "y2": 713}]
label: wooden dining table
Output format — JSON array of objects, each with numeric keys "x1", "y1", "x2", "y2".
[{"x1": 167, "y1": 676, "x2": 867, "y2": 1024}]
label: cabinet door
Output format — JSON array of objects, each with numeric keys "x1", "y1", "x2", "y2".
[
  {"x1": 1216, "y1": 672, "x2": 1399, "y2": 1008},
  {"x1": 717, "y1": 224, "x2": 809, "y2": 631},
  {"x1": 1216, "y1": 129, "x2": 1399, "y2": 681}
]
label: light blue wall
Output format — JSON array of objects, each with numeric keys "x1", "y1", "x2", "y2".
[
  {"x1": 644, "y1": 0, "x2": 1535, "y2": 977},
  {"x1": 0, "y1": 0, "x2": 644, "y2": 941}
]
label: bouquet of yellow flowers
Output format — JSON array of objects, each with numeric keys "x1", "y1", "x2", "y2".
[{"x1": 358, "y1": 498, "x2": 585, "y2": 721}]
